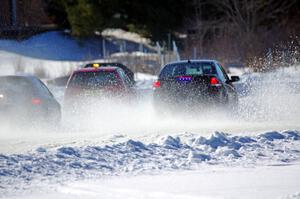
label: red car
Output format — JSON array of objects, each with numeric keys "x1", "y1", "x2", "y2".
[{"x1": 64, "y1": 66, "x2": 135, "y2": 110}]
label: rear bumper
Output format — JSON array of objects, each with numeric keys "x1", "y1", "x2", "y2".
[
  {"x1": 153, "y1": 88, "x2": 225, "y2": 112},
  {"x1": 0, "y1": 105, "x2": 47, "y2": 122}
]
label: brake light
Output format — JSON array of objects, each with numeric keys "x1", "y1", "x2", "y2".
[
  {"x1": 210, "y1": 77, "x2": 219, "y2": 85},
  {"x1": 153, "y1": 80, "x2": 161, "y2": 88},
  {"x1": 32, "y1": 98, "x2": 41, "y2": 105}
]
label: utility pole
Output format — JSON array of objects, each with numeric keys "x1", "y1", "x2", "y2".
[
  {"x1": 102, "y1": 38, "x2": 106, "y2": 58},
  {"x1": 195, "y1": 0, "x2": 202, "y2": 58},
  {"x1": 173, "y1": 41, "x2": 180, "y2": 61},
  {"x1": 267, "y1": 48, "x2": 273, "y2": 69},
  {"x1": 11, "y1": 0, "x2": 17, "y2": 26},
  {"x1": 156, "y1": 42, "x2": 164, "y2": 70},
  {"x1": 167, "y1": 33, "x2": 171, "y2": 51},
  {"x1": 193, "y1": 47, "x2": 197, "y2": 59}
]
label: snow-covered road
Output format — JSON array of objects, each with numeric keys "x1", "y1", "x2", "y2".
[
  {"x1": 13, "y1": 165, "x2": 300, "y2": 199},
  {"x1": 2, "y1": 130, "x2": 300, "y2": 198}
]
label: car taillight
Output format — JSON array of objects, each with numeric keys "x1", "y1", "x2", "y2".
[
  {"x1": 210, "y1": 77, "x2": 220, "y2": 85},
  {"x1": 32, "y1": 98, "x2": 41, "y2": 105},
  {"x1": 153, "y1": 80, "x2": 161, "y2": 88}
]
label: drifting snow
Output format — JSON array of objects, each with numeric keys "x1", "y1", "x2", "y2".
[
  {"x1": 234, "y1": 66, "x2": 300, "y2": 123},
  {"x1": 1, "y1": 130, "x2": 300, "y2": 197}
]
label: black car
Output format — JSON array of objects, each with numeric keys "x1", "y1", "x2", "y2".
[
  {"x1": 84, "y1": 62, "x2": 135, "y2": 85},
  {"x1": 153, "y1": 60, "x2": 240, "y2": 113},
  {"x1": 0, "y1": 75, "x2": 61, "y2": 125}
]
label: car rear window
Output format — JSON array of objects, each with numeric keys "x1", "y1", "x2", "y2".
[
  {"x1": 69, "y1": 71, "x2": 120, "y2": 88},
  {"x1": 0, "y1": 77, "x2": 34, "y2": 94},
  {"x1": 159, "y1": 62, "x2": 216, "y2": 78}
]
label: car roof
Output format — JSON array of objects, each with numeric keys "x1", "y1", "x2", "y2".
[
  {"x1": 84, "y1": 62, "x2": 126, "y2": 67},
  {"x1": 0, "y1": 74, "x2": 38, "y2": 80},
  {"x1": 166, "y1": 59, "x2": 219, "y2": 65},
  {"x1": 0, "y1": 75, "x2": 42, "y2": 90},
  {"x1": 74, "y1": 66, "x2": 119, "y2": 73}
]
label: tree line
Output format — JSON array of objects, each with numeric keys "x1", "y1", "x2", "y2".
[
  {"x1": 46, "y1": 0, "x2": 300, "y2": 69},
  {"x1": 46, "y1": 0, "x2": 189, "y2": 39}
]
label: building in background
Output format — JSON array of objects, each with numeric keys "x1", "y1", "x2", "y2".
[{"x1": 0, "y1": 0, "x2": 54, "y2": 38}]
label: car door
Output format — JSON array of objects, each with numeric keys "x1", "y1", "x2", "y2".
[
  {"x1": 34, "y1": 78, "x2": 61, "y2": 115},
  {"x1": 215, "y1": 63, "x2": 238, "y2": 105}
]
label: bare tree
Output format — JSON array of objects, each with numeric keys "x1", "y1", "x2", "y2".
[
  {"x1": 210, "y1": 0, "x2": 296, "y2": 34},
  {"x1": 181, "y1": 0, "x2": 298, "y2": 70},
  {"x1": 182, "y1": 0, "x2": 224, "y2": 59},
  {"x1": 208, "y1": 0, "x2": 297, "y2": 67}
]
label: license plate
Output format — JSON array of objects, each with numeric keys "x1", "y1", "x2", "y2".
[{"x1": 176, "y1": 76, "x2": 192, "y2": 84}]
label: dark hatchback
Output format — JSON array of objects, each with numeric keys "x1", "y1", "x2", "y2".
[
  {"x1": 153, "y1": 60, "x2": 240, "y2": 113},
  {"x1": 0, "y1": 75, "x2": 61, "y2": 125}
]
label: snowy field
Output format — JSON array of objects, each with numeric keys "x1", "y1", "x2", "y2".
[
  {"x1": 8, "y1": 165, "x2": 300, "y2": 199},
  {"x1": 2, "y1": 130, "x2": 300, "y2": 199},
  {"x1": 1, "y1": 51, "x2": 300, "y2": 198}
]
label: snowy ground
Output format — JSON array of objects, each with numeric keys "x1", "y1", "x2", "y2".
[
  {"x1": 1, "y1": 61, "x2": 300, "y2": 198},
  {"x1": 9, "y1": 165, "x2": 300, "y2": 199},
  {"x1": 2, "y1": 131, "x2": 300, "y2": 199}
]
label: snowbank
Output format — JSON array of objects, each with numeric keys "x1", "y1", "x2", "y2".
[
  {"x1": 1, "y1": 130, "x2": 300, "y2": 196},
  {"x1": 0, "y1": 31, "x2": 110, "y2": 60},
  {"x1": 44, "y1": 165, "x2": 300, "y2": 199},
  {"x1": 102, "y1": 28, "x2": 151, "y2": 46},
  {"x1": 0, "y1": 31, "x2": 156, "y2": 61},
  {"x1": 0, "y1": 50, "x2": 100, "y2": 78}
]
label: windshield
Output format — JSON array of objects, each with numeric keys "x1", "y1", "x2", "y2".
[
  {"x1": 69, "y1": 71, "x2": 120, "y2": 88},
  {"x1": 159, "y1": 62, "x2": 216, "y2": 78}
]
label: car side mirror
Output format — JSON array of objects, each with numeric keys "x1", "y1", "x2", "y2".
[{"x1": 230, "y1": 76, "x2": 240, "y2": 82}]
